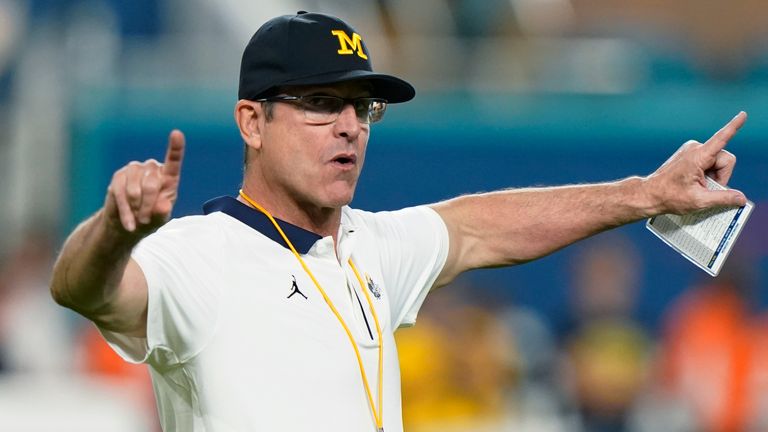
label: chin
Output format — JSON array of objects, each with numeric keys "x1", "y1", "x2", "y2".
[
  {"x1": 319, "y1": 181, "x2": 358, "y2": 208},
  {"x1": 326, "y1": 195, "x2": 354, "y2": 209},
  {"x1": 322, "y1": 190, "x2": 356, "y2": 209}
]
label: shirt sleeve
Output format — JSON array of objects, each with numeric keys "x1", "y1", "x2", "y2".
[
  {"x1": 98, "y1": 217, "x2": 223, "y2": 367},
  {"x1": 366, "y1": 206, "x2": 450, "y2": 329}
]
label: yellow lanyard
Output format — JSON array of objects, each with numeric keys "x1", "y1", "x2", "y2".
[{"x1": 238, "y1": 190, "x2": 385, "y2": 432}]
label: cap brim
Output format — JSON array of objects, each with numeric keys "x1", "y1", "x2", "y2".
[{"x1": 280, "y1": 70, "x2": 415, "y2": 103}]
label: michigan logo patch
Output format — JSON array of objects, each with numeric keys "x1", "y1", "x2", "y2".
[{"x1": 331, "y1": 30, "x2": 368, "y2": 60}]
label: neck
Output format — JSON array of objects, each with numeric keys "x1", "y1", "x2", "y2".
[{"x1": 238, "y1": 186, "x2": 342, "y2": 242}]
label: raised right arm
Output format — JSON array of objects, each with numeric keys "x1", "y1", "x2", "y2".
[{"x1": 50, "y1": 130, "x2": 185, "y2": 337}]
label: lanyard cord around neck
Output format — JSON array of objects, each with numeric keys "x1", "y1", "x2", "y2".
[{"x1": 238, "y1": 190, "x2": 384, "y2": 432}]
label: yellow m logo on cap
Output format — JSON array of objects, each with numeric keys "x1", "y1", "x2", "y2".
[{"x1": 331, "y1": 30, "x2": 368, "y2": 60}]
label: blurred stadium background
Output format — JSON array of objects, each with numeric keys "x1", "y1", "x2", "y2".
[{"x1": 0, "y1": 0, "x2": 767, "y2": 431}]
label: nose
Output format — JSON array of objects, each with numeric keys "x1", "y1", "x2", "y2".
[{"x1": 333, "y1": 103, "x2": 362, "y2": 140}]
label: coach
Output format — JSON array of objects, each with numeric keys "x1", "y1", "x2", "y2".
[{"x1": 51, "y1": 11, "x2": 747, "y2": 432}]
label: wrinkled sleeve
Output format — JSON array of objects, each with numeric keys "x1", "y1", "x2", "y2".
[
  {"x1": 98, "y1": 219, "x2": 222, "y2": 367},
  {"x1": 368, "y1": 206, "x2": 449, "y2": 329}
]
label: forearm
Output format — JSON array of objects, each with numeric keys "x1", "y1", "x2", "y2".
[
  {"x1": 431, "y1": 113, "x2": 747, "y2": 288},
  {"x1": 433, "y1": 176, "x2": 655, "y2": 271},
  {"x1": 50, "y1": 209, "x2": 140, "y2": 316}
]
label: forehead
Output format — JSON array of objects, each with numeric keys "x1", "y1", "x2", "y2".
[{"x1": 279, "y1": 80, "x2": 373, "y2": 97}]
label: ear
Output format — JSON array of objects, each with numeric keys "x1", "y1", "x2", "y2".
[{"x1": 234, "y1": 99, "x2": 264, "y2": 150}]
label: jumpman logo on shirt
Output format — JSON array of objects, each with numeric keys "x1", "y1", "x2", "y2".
[{"x1": 287, "y1": 275, "x2": 307, "y2": 299}]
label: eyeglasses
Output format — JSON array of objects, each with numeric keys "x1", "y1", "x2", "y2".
[{"x1": 256, "y1": 95, "x2": 388, "y2": 124}]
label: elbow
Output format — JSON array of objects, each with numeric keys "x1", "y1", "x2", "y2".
[
  {"x1": 50, "y1": 278, "x2": 70, "y2": 308},
  {"x1": 49, "y1": 262, "x2": 73, "y2": 308},
  {"x1": 483, "y1": 245, "x2": 548, "y2": 268}
]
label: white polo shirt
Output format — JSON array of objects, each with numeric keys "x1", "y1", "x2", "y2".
[{"x1": 100, "y1": 196, "x2": 450, "y2": 432}]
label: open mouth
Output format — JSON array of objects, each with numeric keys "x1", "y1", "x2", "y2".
[{"x1": 332, "y1": 154, "x2": 357, "y2": 166}]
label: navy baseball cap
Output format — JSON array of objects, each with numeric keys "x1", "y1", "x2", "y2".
[{"x1": 238, "y1": 11, "x2": 415, "y2": 103}]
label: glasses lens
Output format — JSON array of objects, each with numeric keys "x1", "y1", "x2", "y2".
[
  {"x1": 353, "y1": 98, "x2": 387, "y2": 124},
  {"x1": 295, "y1": 96, "x2": 388, "y2": 124},
  {"x1": 300, "y1": 96, "x2": 344, "y2": 123},
  {"x1": 366, "y1": 99, "x2": 387, "y2": 124}
]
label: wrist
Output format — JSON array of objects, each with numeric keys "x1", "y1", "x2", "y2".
[
  {"x1": 95, "y1": 209, "x2": 145, "y2": 253},
  {"x1": 621, "y1": 176, "x2": 660, "y2": 219}
]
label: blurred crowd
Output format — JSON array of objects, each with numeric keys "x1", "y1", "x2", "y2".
[
  {"x1": 0, "y1": 229, "x2": 158, "y2": 430},
  {"x1": 396, "y1": 231, "x2": 768, "y2": 432}
]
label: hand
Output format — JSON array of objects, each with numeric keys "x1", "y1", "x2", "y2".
[
  {"x1": 104, "y1": 130, "x2": 186, "y2": 233},
  {"x1": 645, "y1": 112, "x2": 748, "y2": 215}
]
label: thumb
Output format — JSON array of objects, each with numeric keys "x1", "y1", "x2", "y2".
[{"x1": 699, "y1": 189, "x2": 747, "y2": 209}]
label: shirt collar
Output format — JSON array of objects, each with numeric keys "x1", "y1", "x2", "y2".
[{"x1": 203, "y1": 196, "x2": 322, "y2": 254}]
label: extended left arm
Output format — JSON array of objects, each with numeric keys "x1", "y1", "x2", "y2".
[{"x1": 430, "y1": 112, "x2": 748, "y2": 288}]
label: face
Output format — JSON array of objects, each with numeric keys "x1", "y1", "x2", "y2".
[{"x1": 251, "y1": 81, "x2": 372, "y2": 214}]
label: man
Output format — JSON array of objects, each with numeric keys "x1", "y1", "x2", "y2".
[{"x1": 51, "y1": 11, "x2": 748, "y2": 432}]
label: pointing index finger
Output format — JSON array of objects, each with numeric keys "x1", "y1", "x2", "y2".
[
  {"x1": 704, "y1": 111, "x2": 747, "y2": 155},
  {"x1": 163, "y1": 129, "x2": 185, "y2": 179}
]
